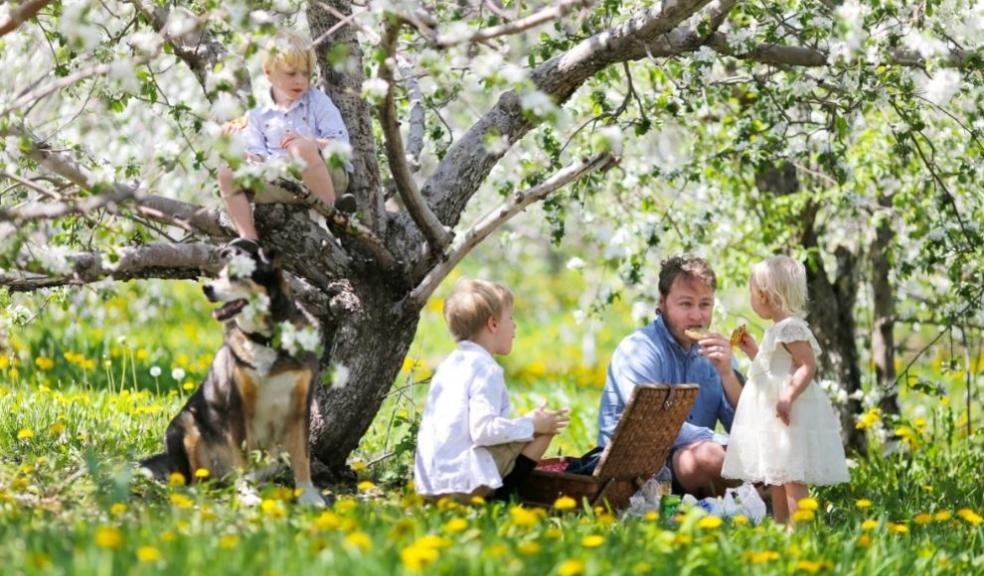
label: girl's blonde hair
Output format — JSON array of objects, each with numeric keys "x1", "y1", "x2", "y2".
[
  {"x1": 750, "y1": 255, "x2": 808, "y2": 316},
  {"x1": 443, "y1": 278, "x2": 514, "y2": 342},
  {"x1": 262, "y1": 30, "x2": 315, "y2": 73}
]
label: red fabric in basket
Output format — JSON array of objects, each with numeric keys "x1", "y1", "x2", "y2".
[{"x1": 535, "y1": 458, "x2": 569, "y2": 473}]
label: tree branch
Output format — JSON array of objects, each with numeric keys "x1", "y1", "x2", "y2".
[
  {"x1": 0, "y1": 187, "x2": 137, "y2": 225},
  {"x1": 707, "y1": 32, "x2": 975, "y2": 68},
  {"x1": 378, "y1": 19, "x2": 451, "y2": 255},
  {"x1": 0, "y1": 0, "x2": 52, "y2": 38},
  {"x1": 409, "y1": 152, "x2": 615, "y2": 306},
  {"x1": 423, "y1": 0, "x2": 732, "y2": 228},
  {"x1": 405, "y1": 0, "x2": 594, "y2": 49},
  {"x1": 0, "y1": 242, "x2": 221, "y2": 292}
]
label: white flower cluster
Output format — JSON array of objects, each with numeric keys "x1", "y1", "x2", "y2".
[
  {"x1": 58, "y1": 4, "x2": 101, "y2": 50},
  {"x1": 226, "y1": 253, "x2": 256, "y2": 279},
  {"x1": 330, "y1": 363, "x2": 350, "y2": 389},
  {"x1": 361, "y1": 78, "x2": 390, "y2": 103},
  {"x1": 922, "y1": 69, "x2": 963, "y2": 105},
  {"x1": 35, "y1": 244, "x2": 73, "y2": 275},
  {"x1": 322, "y1": 139, "x2": 353, "y2": 166},
  {"x1": 240, "y1": 293, "x2": 271, "y2": 327},
  {"x1": 520, "y1": 90, "x2": 558, "y2": 120},
  {"x1": 279, "y1": 322, "x2": 321, "y2": 356}
]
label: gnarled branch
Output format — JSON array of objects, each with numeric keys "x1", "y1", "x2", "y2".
[
  {"x1": 410, "y1": 152, "x2": 615, "y2": 306},
  {"x1": 378, "y1": 19, "x2": 451, "y2": 254},
  {"x1": 0, "y1": 242, "x2": 221, "y2": 292}
]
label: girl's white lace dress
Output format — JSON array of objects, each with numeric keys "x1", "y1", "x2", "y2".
[{"x1": 722, "y1": 317, "x2": 850, "y2": 486}]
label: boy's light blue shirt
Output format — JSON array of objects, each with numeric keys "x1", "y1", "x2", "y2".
[
  {"x1": 243, "y1": 87, "x2": 352, "y2": 171},
  {"x1": 598, "y1": 314, "x2": 735, "y2": 450}
]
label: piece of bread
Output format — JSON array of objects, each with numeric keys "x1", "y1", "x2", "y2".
[
  {"x1": 684, "y1": 327, "x2": 710, "y2": 340},
  {"x1": 730, "y1": 324, "x2": 747, "y2": 347}
]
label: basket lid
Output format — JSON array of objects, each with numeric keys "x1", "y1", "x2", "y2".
[{"x1": 593, "y1": 384, "x2": 700, "y2": 481}]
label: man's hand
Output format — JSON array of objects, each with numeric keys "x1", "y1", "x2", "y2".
[
  {"x1": 776, "y1": 391, "x2": 794, "y2": 426},
  {"x1": 697, "y1": 332, "x2": 734, "y2": 376},
  {"x1": 529, "y1": 402, "x2": 570, "y2": 435}
]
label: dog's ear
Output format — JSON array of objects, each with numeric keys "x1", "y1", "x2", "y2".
[{"x1": 259, "y1": 247, "x2": 282, "y2": 268}]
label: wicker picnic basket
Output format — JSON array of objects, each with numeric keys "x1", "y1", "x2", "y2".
[{"x1": 518, "y1": 384, "x2": 699, "y2": 510}]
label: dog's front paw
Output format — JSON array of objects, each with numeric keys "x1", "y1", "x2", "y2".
[{"x1": 296, "y1": 484, "x2": 326, "y2": 507}]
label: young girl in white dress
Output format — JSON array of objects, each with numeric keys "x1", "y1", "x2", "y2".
[{"x1": 722, "y1": 255, "x2": 849, "y2": 524}]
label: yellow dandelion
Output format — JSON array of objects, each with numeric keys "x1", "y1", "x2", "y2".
[
  {"x1": 856, "y1": 408, "x2": 881, "y2": 430},
  {"x1": 443, "y1": 518, "x2": 468, "y2": 533},
  {"x1": 260, "y1": 499, "x2": 285, "y2": 518},
  {"x1": 182, "y1": 381, "x2": 196, "y2": 391},
  {"x1": 357, "y1": 480, "x2": 376, "y2": 492},
  {"x1": 169, "y1": 493, "x2": 193, "y2": 509},
  {"x1": 518, "y1": 541, "x2": 541, "y2": 555},
  {"x1": 335, "y1": 498, "x2": 357, "y2": 513},
  {"x1": 733, "y1": 515, "x2": 749, "y2": 525},
  {"x1": 218, "y1": 534, "x2": 239, "y2": 549},
  {"x1": 168, "y1": 472, "x2": 186, "y2": 487},
  {"x1": 553, "y1": 496, "x2": 577, "y2": 511},
  {"x1": 861, "y1": 519, "x2": 878, "y2": 531},
  {"x1": 933, "y1": 511, "x2": 952, "y2": 522},
  {"x1": 798, "y1": 497, "x2": 819, "y2": 511},
  {"x1": 887, "y1": 522, "x2": 909, "y2": 534},
  {"x1": 401, "y1": 543, "x2": 439, "y2": 571},
  {"x1": 792, "y1": 509, "x2": 815, "y2": 523},
  {"x1": 644, "y1": 511, "x2": 659, "y2": 522},
  {"x1": 34, "y1": 356, "x2": 54, "y2": 370},
  {"x1": 49, "y1": 422, "x2": 65, "y2": 435},
  {"x1": 313, "y1": 511, "x2": 341, "y2": 530},
  {"x1": 136, "y1": 546, "x2": 161, "y2": 562},
  {"x1": 957, "y1": 508, "x2": 983, "y2": 526},
  {"x1": 110, "y1": 502, "x2": 127, "y2": 515},
  {"x1": 345, "y1": 531, "x2": 372, "y2": 552},
  {"x1": 597, "y1": 512, "x2": 616, "y2": 525},
  {"x1": 557, "y1": 559, "x2": 585, "y2": 576},
  {"x1": 672, "y1": 534, "x2": 692, "y2": 546},
  {"x1": 697, "y1": 515, "x2": 723, "y2": 530},
  {"x1": 94, "y1": 526, "x2": 123, "y2": 549},
  {"x1": 469, "y1": 495, "x2": 486, "y2": 505},
  {"x1": 16, "y1": 428, "x2": 34, "y2": 440},
  {"x1": 581, "y1": 534, "x2": 605, "y2": 548},
  {"x1": 855, "y1": 499, "x2": 872, "y2": 509},
  {"x1": 913, "y1": 513, "x2": 932, "y2": 525},
  {"x1": 857, "y1": 534, "x2": 871, "y2": 547},
  {"x1": 510, "y1": 506, "x2": 539, "y2": 527},
  {"x1": 545, "y1": 527, "x2": 562, "y2": 539},
  {"x1": 161, "y1": 531, "x2": 175, "y2": 543},
  {"x1": 351, "y1": 461, "x2": 367, "y2": 472},
  {"x1": 632, "y1": 562, "x2": 652, "y2": 574},
  {"x1": 940, "y1": 396, "x2": 950, "y2": 407},
  {"x1": 194, "y1": 468, "x2": 210, "y2": 480},
  {"x1": 795, "y1": 560, "x2": 831, "y2": 573},
  {"x1": 743, "y1": 550, "x2": 780, "y2": 564}
]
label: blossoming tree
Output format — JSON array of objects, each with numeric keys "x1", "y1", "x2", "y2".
[{"x1": 2, "y1": 0, "x2": 980, "y2": 473}]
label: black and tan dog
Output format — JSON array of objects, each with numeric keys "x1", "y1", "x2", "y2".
[{"x1": 142, "y1": 239, "x2": 324, "y2": 506}]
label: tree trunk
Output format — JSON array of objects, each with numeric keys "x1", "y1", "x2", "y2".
[
  {"x1": 756, "y1": 162, "x2": 867, "y2": 454},
  {"x1": 870, "y1": 193, "x2": 900, "y2": 416}
]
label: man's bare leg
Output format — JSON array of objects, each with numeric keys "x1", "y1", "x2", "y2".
[{"x1": 671, "y1": 441, "x2": 738, "y2": 498}]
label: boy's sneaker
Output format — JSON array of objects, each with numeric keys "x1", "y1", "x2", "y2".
[{"x1": 333, "y1": 193, "x2": 357, "y2": 214}]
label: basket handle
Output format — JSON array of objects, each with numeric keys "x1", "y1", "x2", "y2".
[{"x1": 662, "y1": 386, "x2": 676, "y2": 410}]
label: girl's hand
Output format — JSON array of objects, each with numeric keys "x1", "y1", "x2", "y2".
[
  {"x1": 529, "y1": 402, "x2": 570, "y2": 435},
  {"x1": 737, "y1": 331, "x2": 758, "y2": 359},
  {"x1": 776, "y1": 391, "x2": 794, "y2": 426}
]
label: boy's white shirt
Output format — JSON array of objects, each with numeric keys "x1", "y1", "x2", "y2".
[{"x1": 414, "y1": 340, "x2": 535, "y2": 496}]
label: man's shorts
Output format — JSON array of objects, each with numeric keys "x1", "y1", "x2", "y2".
[{"x1": 486, "y1": 441, "x2": 527, "y2": 478}]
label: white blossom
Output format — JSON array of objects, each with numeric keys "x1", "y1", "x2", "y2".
[
  {"x1": 279, "y1": 322, "x2": 321, "y2": 356},
  {"x1": 35, "y1": 244, "x2": 73, "y2": 275},
  {"x1": 330, "y1": 363, "x2": 350, "y2": 389},
  {"x1": 212, "y1": 92, "x2": 242, "y2": 123},
  {"x1": 240, "y1": 293, "x2": 271, "y2": 327},
  {"x1": 520, "y1": 90, "x2": 557, "y2": 119},
  {"x1": 903, "y1": 30, "x2": 947, "y2": 59},
  {"x1": 922, "y1": 69, "x2": 962, "y2": 105},
  {"x1": 566, "y1": 257, "x2": 586, "y2": 271},
  {"x1": 361, "y1": 78, "x2": 390, "y2": 103},
  {"x1": 322, "y1": 139, "x2": 353, "y2": 165},
  {"x1": 150, "y1": 366, "x2": 162, "y2": 377},
  {"x1": 165, "y1": 8, "x2": 198, "y2": 40},
  {"x1": 110, "y1": 60, "x2": 140, "y2": 94},
  {"x1": 249, "y1": 10, "x2": 276, "y2": 25},
  {"x1": 227, "y1": 254, "x2": 256, "y2": 279},
  {"x1": 171, "y1": 368, "x2": 186, "y2": 381},
  {"x1": 128, "y1": 30, "x2": 164, "y2": 55}
]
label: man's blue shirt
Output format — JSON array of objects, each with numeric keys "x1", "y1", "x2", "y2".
[{"x1": 598, "y1": 315, "x2": 735, "y2": 450}]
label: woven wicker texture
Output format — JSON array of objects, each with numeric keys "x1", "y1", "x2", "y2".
[{"x1": 593, "y1": 384, "x2": 699, "y2": 480}]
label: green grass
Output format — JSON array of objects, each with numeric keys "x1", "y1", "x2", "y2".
[{"x1": 2, "y1": 257, "x2": 983, "y2": 574}]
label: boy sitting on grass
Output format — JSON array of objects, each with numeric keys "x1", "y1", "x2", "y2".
[
  {"x1": 218, "y1": 30, "x2": 356, "y2": 243},
  {"x1": 414, "y1": 278, "x2": 570, "y2": 503}
]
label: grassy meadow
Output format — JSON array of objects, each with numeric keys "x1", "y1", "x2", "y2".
[{"x1": 1, "y1": 251, "x2": 982, "y2": 575}]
